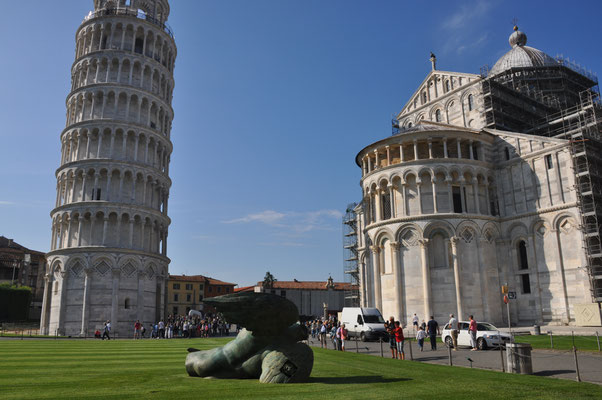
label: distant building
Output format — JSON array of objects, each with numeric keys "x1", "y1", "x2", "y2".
[
  {"x1": 166, "y1": 274, "x2": 236, "y2": 316},
  {"x1": 255, "y1": 277, "x2": 355, "y2": 318},
  {"x1": 0, "y1": 236, "x2": 47, "y2": 319}
]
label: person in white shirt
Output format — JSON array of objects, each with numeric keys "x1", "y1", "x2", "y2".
[
  {"x1": 415, "y1": 326, "x2": 427, "y2": 351},
  {"x1": 448, "y1": 314, "x2": 459, "y2": 350},
  {"x1": 412, "y1": 314, "x2": 419, "y2": 333}
]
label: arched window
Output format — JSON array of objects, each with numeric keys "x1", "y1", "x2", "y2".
[
  {"x1": 468, "y1": 94, "x2": 475, "y2": 111},
  {"x1": 435, "y1": 109, "x2": 442, "y2": 122},
  {"x1": 408, "y1": 122, "x2": 413, "y2": 128},
  {"x1": 124, "y1": 298, "x2": 131, "y2": 309},
  {"x1": 518, "y1": 241, "x2": 528, "y2": 270}
]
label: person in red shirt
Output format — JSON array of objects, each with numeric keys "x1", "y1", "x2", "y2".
[
  {"x1": 134, "y1": 320, "x2": 141, "y2": 339},
  {"x1": 469, "y1": 315, "x2": 478, "y2": 351},
  {"x1": 393, "y1": 321, "x2": 405, "y2": 360}
]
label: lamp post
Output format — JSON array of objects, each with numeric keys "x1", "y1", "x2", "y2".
[{"x1": 11, "y1": 259, "x2": 19, "y2": 286}]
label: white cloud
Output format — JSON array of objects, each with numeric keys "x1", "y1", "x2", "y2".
[
  {"x1": 439, "y1": 1, "x2": 496, "y2": 56},
  {"x1": 0, "y1": 201, "x2": 15, "y2": 206},
  {"x1": 222, "y1": 209, "x2": 343, "y2": 235}
]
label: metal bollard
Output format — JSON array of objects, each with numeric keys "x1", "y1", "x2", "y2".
[
  {"x1": 596, "y1": 331, "x2": 600, "y2": 352},
  {"x1": 355, "y1": 336, "x2": 359, "y2": 353},
  {"x1": 379, "y1": 337, "x2": 384, "y2": 357},
  {"x1": 448, "y1": 345, "x2": 453, "y2": 366},
  {"x1": 573, "y1": 346, "x2": 581, "y2": 382},
  {"x1": 408, "y1": 338, "x2": 413, "y2": 361},
  {"x1": 549, "y1": 331, "x2": 553, "y2": 349},
  {"x1": 499, "y1": 331, "x2": 505, "y2": 372}
]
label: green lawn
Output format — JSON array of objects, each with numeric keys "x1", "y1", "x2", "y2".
[
  {"x1": 514, "y1": 335, "x2": 602, "y2": 352},
  {"x1": 0, "y1": 338, "x2": 601, "y2": 399}
]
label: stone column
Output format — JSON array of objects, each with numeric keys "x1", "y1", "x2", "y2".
[
  {"x1": 446, "y1": 178, "x2": 453, "y2": 212},
  {"x1": 451, "y1": 237, "x2": 463, "y2": 319},
  {"x1": 417, "y1": 179, "x2": 424, "y2": 214},
  {"x1": 374, "y1": 150, "x2": 379, "y2": 169},
  {"x1": 391, "y1": 242, "x2": 403, "y2": 322},
  {"x1": 370, "y1": 245, "x2": 382, "y2": 311},
  {"x1": 428, "y1": 139, "x2": 433, "y2": 159},
  {"x1": 102, "y1": 217, "x2": 109, "y2": 245},
  {"x1": 431, "y1": 175, "x2": 437, "y2": 213},
  {"x1": 459, "y1": 179, "x2": 466, "y2": 213},
  {"x1": 400, "y1": 182, "x2": 407, "y2": 216},
  {"x1": 472, "y1": 178, "x2": 480, "y2": 214},
  {"x1": 39, "y1": 274, "x2": 52, "y2": 335},
  {"x1": 111, "y1": 269, "x2": 120, "y2": 335},
  {"x1": 553, "y1": 229, "x2": 571, "y2": 323},
  {"x1": 419, "y1": 239, "x2": 431, "y2": 319},
  {"x1": 485, "y1": 182, "x2": 491, "y2": 215},
  {"x1": 400, "y1": 144, "x2": 405, "y2": 162},
  {"x1": 77, "y1": 216, "x2": 83, "y2": 247},
  {"x1": 388, "y1": 184, "x2": 396, "y2": 218},
  {"x1": 443, "y1": 138, "x2": 448, "y2": 158},
  {"x1": 413, "y1": 140, "x2": 418, "y2": 160},
  {"x1": 386, "y1": 146, "x2": 390, "y2": 166},
  {"x1": 457, "y1": 139, "x2": 462, "y2": 159},
  {"x1": 469, "y1": 140, "x2": 474, "y2": 160},
  {"x1": 80, "y1": 268, "x2": 92, "y2": 336},
  {"x1": 374, "y1": 190, "x2": 382, "y2": 222}
]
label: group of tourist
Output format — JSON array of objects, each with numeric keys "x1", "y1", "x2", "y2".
[
  {"x1": 131, "y1": 314, "x2": 231, "y2": 339},
  {"x1": 305, "y1": 318, "x2": 349, "y2": 351}
]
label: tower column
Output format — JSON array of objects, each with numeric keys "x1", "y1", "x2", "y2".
[{"x1": 419, "y1": 239, "x2": 431, "y2": 319}]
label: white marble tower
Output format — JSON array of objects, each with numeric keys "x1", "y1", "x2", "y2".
[{"x1": 41, "y1": 0, "x2": 176, "y2": 336}]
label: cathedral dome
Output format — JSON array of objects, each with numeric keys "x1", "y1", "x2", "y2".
[{"x1": 489, "y1": 26, "x2": 558, "y2": 76}]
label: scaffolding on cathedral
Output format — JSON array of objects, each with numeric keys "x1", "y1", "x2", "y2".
[
  {"x1": 479, "y1": 58, "x2": 602, "y2": 303},
  {"x1": 342, "y1": 203, "x2": 360, "y2": 306}
]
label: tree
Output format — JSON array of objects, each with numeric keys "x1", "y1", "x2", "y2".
[{"x1": 263, "y1": 271, "x2": 276, "y2": 289}]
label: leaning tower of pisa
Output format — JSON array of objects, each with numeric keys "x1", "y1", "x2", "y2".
[{"x1": 40, "y1": 0, "x2": 176, "y2": 336}]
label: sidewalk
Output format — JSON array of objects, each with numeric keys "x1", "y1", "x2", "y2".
[{"x1": 307, "y1": 336, "x2": 602, "y2": 385}]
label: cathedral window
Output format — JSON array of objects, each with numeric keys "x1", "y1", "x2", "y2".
[
  {"x1": 521, "y1": 274, "x2": 531, "y2": 294},
  {"x1": 545, "y1": 154, "x2": 553, "y2": 169},
  {"x1": 422, "y1": 92, "x2": 427, "y2": 104},
  {"x1": 124, "y1": 298, "x2": 130, "y2": 309},
  {"x1": 452, "y1": 186, "x2": 462, "y2": 213},
  {"x1": 467, "y1": 94, "x2": 475, "y2": 111},
  {"x1": 382, "y1": 192, "x2": 391, "y2": 220},
  {"x1": 435, "y1": 109, "x2": 442, "y2": 122},
  {"x1": 518, "y1": 241, "x2": 528, "y2": 270}
]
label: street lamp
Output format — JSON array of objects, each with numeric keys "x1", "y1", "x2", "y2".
[{"x1": 11, "y1": 259, "x2": 19, "y2": 286}]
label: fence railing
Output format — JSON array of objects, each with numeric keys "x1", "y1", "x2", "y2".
[{"x1": 83, "y1": 8, "x2": 174, "y2": 39}]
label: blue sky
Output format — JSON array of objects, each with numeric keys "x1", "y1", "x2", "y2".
[{"x1": 1, "y1": 0, "x2": 601, "y2": 287}]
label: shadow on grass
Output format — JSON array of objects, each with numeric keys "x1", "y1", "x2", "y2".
[
  {"x1": 533, "y1": 370, "x2": 575, "y2": 377},
  {"x1": 309, "y1": 376, "x2": 410, "y2": 384},
  {"x1": 413, "y1": 356, "x2": 448, "y2": 361}
]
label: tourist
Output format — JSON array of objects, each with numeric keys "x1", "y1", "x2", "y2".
[
  {"x1": 416, "y1": 326, "x2": 427, "y2": 351},
  {"x1": 102, "y1": 320, "x2": 111, "y2": 340},
  {"x1": 426, "y1": 316, "x2": 439, "y2": 350},
  {"x1": 384, "y1": 316, "x2": 397, "y2": 359},
  {"x1": 94, "y1": 329, "x2": 101, "y2": 339},
  {"x1": 319, "y1": 321, "x2": 328, "y2": 349},
  {"x1": 141, "y1": 324, "x2": 146, "y2": 338},
  {"x1": 338, "y1": 323, "x2": 348, "y2": 352},
  {"x1": 469, "y1": 315, "x2": 478, "y2": 351},
  {"x1": 330, "y1": 324, "x2": 338, "y2": 349},
  {"x1": 134, "y1": 320, "x2": 141, "y2": 339},
  {"x1": 158, "y1": 320, "x2": 165, "y2": 339},
  {"x1": 420, "y1": 320, "x2": 426, "y2": 331},
  {"x1": 412, "y1": 313, "x2": 419, "y2": 333},
  {"x1": 393, "y1": 321, "x2": 405, "y2": 360},
  {"x1": 448, "y1": 314, "x2": 459, "y2": 350}
]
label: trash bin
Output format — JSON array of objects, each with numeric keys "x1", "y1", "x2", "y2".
[
  {"x1": 533, "y1": 325, "x2": 541, "y2": 335},
  {"x1": 506, "y1": 343, "x2": 533, "y2": 374}
]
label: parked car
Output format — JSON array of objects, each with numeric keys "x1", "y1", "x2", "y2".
[
  {"x1": 339, "y1": 307, "x2": 388, "y2": 341},
  {"x1": 441, "y1": 321, "x2": 511, "y2": 350}
]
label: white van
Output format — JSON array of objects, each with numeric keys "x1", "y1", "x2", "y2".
[{"x1": 339, "y1": 307, "x2": 387, "y2": 341}]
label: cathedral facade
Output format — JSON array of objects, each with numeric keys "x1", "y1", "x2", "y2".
[
  {"x1": 355, "y1": 27, "x2": 602, "y2": 327},
  {"x1": 41, "y1": 0, "x2": 176, "y2": 336}
]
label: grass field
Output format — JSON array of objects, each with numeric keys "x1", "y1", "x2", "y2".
[
  {"x1": 1, "y1": 338, "x2": 601, "y2": 400},
  {"x1": 512, "y1": 335, "x2": 601, "y2": 352}
]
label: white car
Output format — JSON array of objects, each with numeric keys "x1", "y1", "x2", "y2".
[{"x1": 441, "y1": 321, "x2": 511, "y2": 350}]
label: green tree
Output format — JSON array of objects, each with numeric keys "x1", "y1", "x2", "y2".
[{"x1": 263, "y1": 271, "x2": 276, "y2": 289}]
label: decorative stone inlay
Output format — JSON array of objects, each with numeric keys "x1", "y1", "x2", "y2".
[
  {"x1": 559, "y1": 219, "x2": 573, "y2": 234},
  {"x1": 121, "y1": 262, "x2": 136, "y2": 278},
  {"x1": 461, "y1": 228, "x2": 474, "y2": 243},
  {"x1": 70, "y1": 262, "x2": 83, "y2": 277},
  {"x1": 401, "y1": 230, "x2": 417, "y2": 246},
  {"x1": 146, "y1": 265, "x2": 156, "y2": 279},
  {"x1": 484, "y1": 229, "x2": 495, "y2": 243},
  {"x1": 95, "y1": 260, "x2": 111, "y2": 276}
]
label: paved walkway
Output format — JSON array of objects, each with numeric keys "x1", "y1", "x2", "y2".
[{"x1": 307, "y1": 336, "x2": 602, "y2": 385}]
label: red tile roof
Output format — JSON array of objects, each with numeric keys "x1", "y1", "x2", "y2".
[
  {"x1": 256, "y1": 280, "x2": 355, "y2": 291},
  {"x1": 168, "y1": 274, "x2": 236, "y2": 286},
  {"x1": 234, "y1": 285, "x2": 255, "y2": 293}
]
